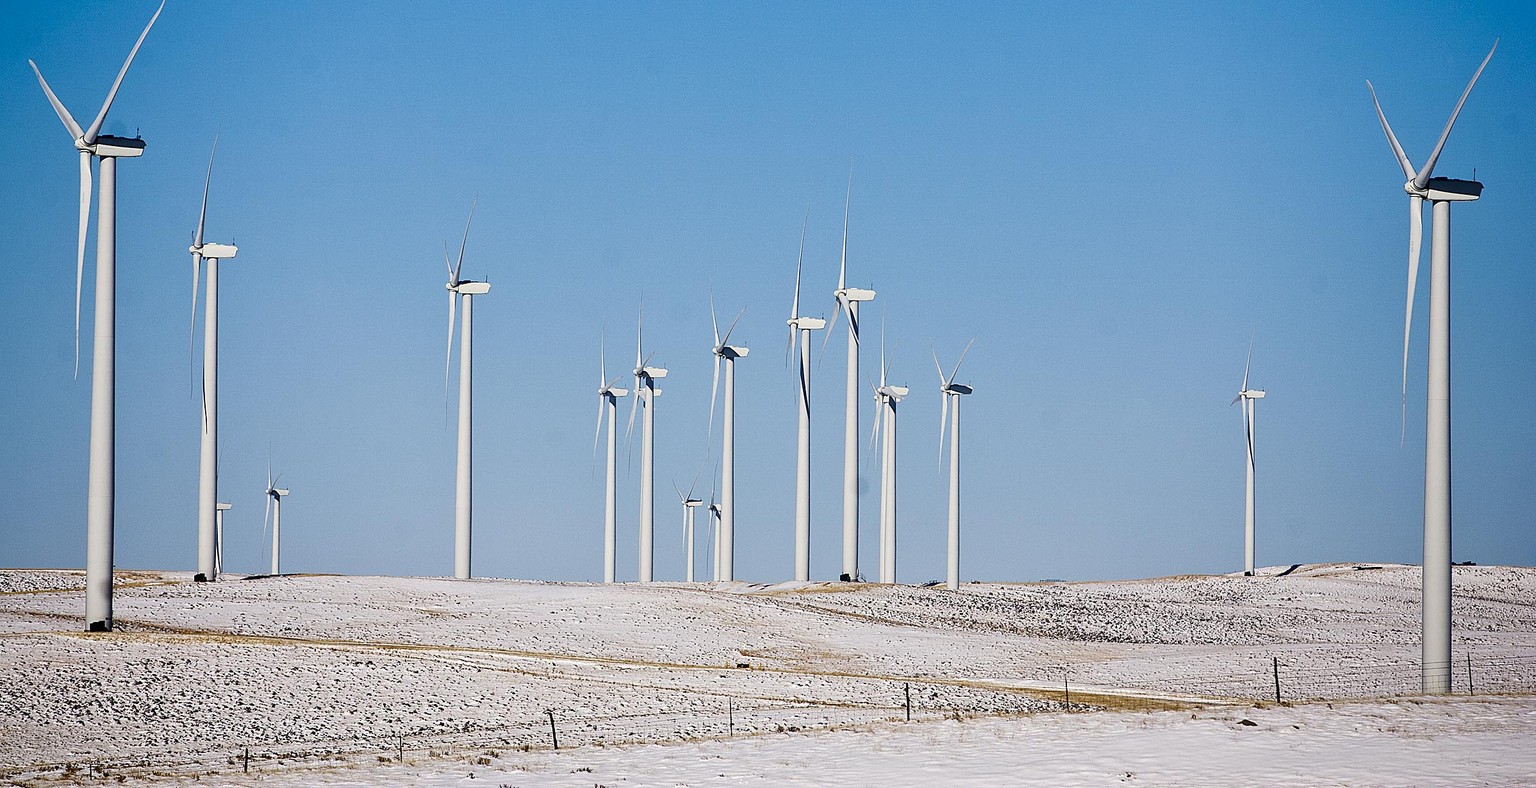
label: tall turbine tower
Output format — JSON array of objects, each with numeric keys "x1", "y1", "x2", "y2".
[
  {"x1": 708, "y1": 298, "x2": 747, "y2": 581},
  {"x1": 187, "y1": 139, "x2": 238, "y2": 582},
  {"x1": 870, "y1": 338, "x2": 907, "y2": 584},
  {"x1": 442, "y1": 204, "x2": 490, "y2": 580},
  {"x1": 935, "y1": 341, "x2": 974, "y2": 591},
  {"x1": 786, "y1": 220, "x2": 826, "y2": 581},
  {"x1": 825, "y1": 171, "x2": 875, "y2": 582},
  {"x1": 594, "y1": 339, "x2": 629, "y2": 583},
  {"x1": 1231, "y1": 345, "x2": 1265, "y2": 576},
  {"x1": 627, "y1": 309, "x2": 668, "y2": 581},
  {"x1": 29, "y1": 1, "x2": 164, "y2": 631},
  {"x1": 1368, "y1": 41, "x2": 1497, "y2": 694},
  {"x1": 213, "y1": 502, "x2": 232, "y2": 577},
  {"x1": 263, "y1": 465, "x2": 290, "y2": 576}
]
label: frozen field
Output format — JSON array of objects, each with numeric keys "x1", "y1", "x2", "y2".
[{"x1": 2, "y1": 564, "x2": 1534, "y2": 785}]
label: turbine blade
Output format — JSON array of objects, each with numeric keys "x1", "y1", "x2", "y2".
[
  {"x1": 1366, "y1": 80, "x2": 1416, "y2": 180},
  {"x1": 1245, "y1": 401, "x2": 1256, "y2": 471},
  {"x1": 82, "y1": 0, "x2": 165, "y2": 144},
  {"x1": 938, "y1": 393, "x2": 951, "y2": 477},
  {"x1": 443, "y1": 240, "x2": 455, "y2": 283},
  {"x1": 708, "y1": 355, "x2": 721, "y2": 445},
  {"x1": 1241, "y1": 340, "x2": 1252, "y2": 392},
  {"x1": 932, "y1": 347, "x2": 947, "y2": 387},
  {"x1": 593, "y1": 394, "x2": 605, "y2": 468},
  {"x1": 625, "y1": 378, "x2": 640, "y2": 449},
  {"x1": 838, "y1": 163, "x2": 852, "y2": 291},
  {"x1": 950, "y1": 338, "x2": 975, "y2": 384},
  {"x1": 673, "y1": 479, "x2": 685, "y2": 505},
  {"x1": 600, "y1": 331, "x2": 607, "y2": 390},
  {"x1": 822, "y1": 297, "x2": 844, "y2": 356},
  {"x1": 74, "y1": 151, "x2": 92, "y2": 378},
  {"x1": 1413, "y1": 40, "x2": 1498, "y2": 189},
  {"x1": 1401, "y1": 194, "x2": 1424, "y2": 445},
  {"x1": 720, "y1": 308, "x2": 744, "y2": 348},
  {"x1": 454, "y1": 200, "x2": 475, "y2": 282},
  {"x1": 28, "y1": 61, "x2": 84, "y2": 140},
  {"x1": 710, "y1": 290, "x2": 721, "y2": 348},
  {"x1": 445, "y1": 291, "x2": 458, "y2": 399},
  {"x1": 636, "y1": 306, "x2": 644, "y2": 370},
  {"x1": 790, "y1": 213, "x2": 806, "y2": 321},
  {"x1": 195, "y1": 135, "x2": 217, "y2": 249},
  {"x1": 190, "y1": 251, "x2": 201, "y2": 395}
]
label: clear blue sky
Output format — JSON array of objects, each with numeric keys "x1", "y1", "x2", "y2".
[{"x1": 2, "y1": 1, "x2": 1533, "y2": 583}]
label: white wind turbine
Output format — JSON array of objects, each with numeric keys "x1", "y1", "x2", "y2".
[
  {"x1": 824, "y1": 170, "x2": 876, "y2": 582},
  {"x1": 263, "y1": 463, "x2": 290, "y2": 576},
  {"x1": 1368, "y1": 40, "x2": 1497, "y2": 695},
  {"x1": 213, "y1": 502, "x2": 232, "y2": 578},
  {"x1": 1231, "y1": 344, "x2": 1265, "y2": 577},
  {"x1": 673, "y1": 480, "x2": 704, "y2": 582},
  {"x1": 30, "y1": 0, "x2": 164, "y2": 632},
  {"x1": 934, "y1": 341, "x2": 974, "y2": 591},
  {"x1": 594, "y1": 338, "x2": 629, "y2": 583},
  {"x1": 786, "y1": 218, "x2": 826, "y2": 581},
  {"x1": 870, "y1": 333, "x2": 907, "y2": 584},
  {"x1": 627, "y1": 308, "x2": 668, "y2": 582},
  {"x1": 708, "y1": 297, "x2": 747, "y2": 581},
  {"x1": 188, "y1": 138, "x2": 239, "y2": 583},
  {"x1": 442, "y1": 204, "x2": 490, "y2": 580}
]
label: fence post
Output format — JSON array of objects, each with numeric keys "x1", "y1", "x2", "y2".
[
  {"x1": 242, "y1": 747, "x2": 249, "y2": 773},
  {"x1": 1272, "y1": 657, "x2": 1281, "y2": 704},
  {"x1": 1467, "y1": 653, "x2": 1474, "y2": 696},
  {"x1": 397, "y1": 735, "x2": 404, "y2": 762},
  {"x1": 547, "y1": 710, "x2": 559, "y2": 750},
  {"x1": 728, "y1": 698, "x2": 734, "y2": 736},
  {"x1": 904, "y1": 683, "x2": 911, "y2": 722},
  {"x1": 1064, "y1": 675, "x2": 1071, "y2": 710}
]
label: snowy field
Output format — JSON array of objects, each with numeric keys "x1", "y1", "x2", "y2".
[{"x1": 2, "y1": 564, "x2": 1534, "y2": 785}]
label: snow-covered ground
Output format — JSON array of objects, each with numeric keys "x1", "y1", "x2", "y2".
[{"x1": 2, "y1": 564, "x2": 1534, "y2": 785}]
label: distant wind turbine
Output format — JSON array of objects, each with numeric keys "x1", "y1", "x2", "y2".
[
  {"x1": 786, "y1": 217, "x2": 826, "y2": 581},
  {"x1": 934, "y1": 341, "x2": 974, "y2": 591},
  {"x1": 1232, "y1": 344, "x2": 1265, "y2": 577},
  {"x1": 825, "y1": 169, "x2": 876, "y2": 582},
  {"x1": 442, "y1": 203, "x2": 490, "y2": 580},
  {"x1": 30, "y1": 0, "x2": 164, "y2": 631},
  {"x1": 263, "y1": 462, "x2": 290, "y2": 576},
  {"x1": 187, "y1": 137, "x2": 239, "y2": 583},
  {"x1": 1367, "y1": 40, "x2": 1497, "y2": 694},
  {"x1": 594, "y1": 337, "x2": 629, "y2": 583},
  {"x1": 627, "y1": 307, "x2": 668, "y2": 581},
  {"x1": 870, "y1": 332, "x2": 907, "y2": 584},
  {"x1": 708, "y1": 297, "x2": 747, "y2": 581},
  {"x1": 673, "y1": 479, "x2": 704, "y2": 582}
]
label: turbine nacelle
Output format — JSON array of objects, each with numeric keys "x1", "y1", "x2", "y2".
[
  {"x1": 714, "y1": 344, "x2": 749, "y2": 359},
  {"x1": 86, "y1": 134, "x2": 147, "y2": 158},
  {"x1": 789, "y1": 316, "x2": 827, "y2": 331},
  {"x1": 878, "y1": 384, "x2": 909, "y2": 401},
  {"x1": 215, "y1": 502, "x2": 233, "y2": 511},
  {"x1": 191, "y1": 242, "x2": 237, "y2": 260},
  {"x1": 1406, "y1": 177, "x2": 1483, "y2": 203},
  {"x1": 836, "y1": 287, "x2": 876, "y2": 303},
  {"x1": 601, "y1": 386, "x2": 630, "y2": 398},
  {"x1": 639, "y1": 366, "x2": 669, "y2": 379},
  {"x1": 267, "y1": 488, "x2": 290, "y2": 498},
  {"x1": 450, "y1": 281, "x2": 491, "y2": 295},
  {"x1": 943, "y1": 383, "x2": 974, "y2": 396}
]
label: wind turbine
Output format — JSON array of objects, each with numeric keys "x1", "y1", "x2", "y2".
[
  {"x1": 786, "y1": 217, "x2": 826, "y2": 581},
  {"x1": 30, "y1": 0, "x2": 164, "y2": 632},
  {"x1": 595, "y1": 338, "x2": 629, "y2": 583},
  {"x1": 263, "y1": 464, "x2": 290, "y2": 576},
  {"x1": 627, "y1": 308, "x2": 668, "y2": 581},
  {"x1": 825, "y1": 170, "x2": 876, "y2": 582},
  {"x1": 1231, "y1": 344, "x2": 1265, "y2": 577},
  {"x1": 935, "y1": 341, "x2": 974, "y2": 591},
  {"x1": 708, "y1": 297, "x2": 747, "y2": 581},
  {"x1": 673, "y1": 480, "x2": 704, "y2": 582},
  {"x1": 870, "y1": 334, "x2": 907, "y2": 584},
  {"x1": 188, "y1": 138, "x2": 238, "y2": 583},
  {"x1": 1368, "y1": 40, "x2": 1497, "y2": 694},
  {"x1": 442, "y1": 203, "x2": 490, "y2": 580},
  {"x1": 213, "y1": 502, "x2": 232, "y2": 577}
]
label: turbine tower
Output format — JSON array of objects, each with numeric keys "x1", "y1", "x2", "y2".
[
  {"x1": 707, "y1": 492, "x2": 723, "y2": 581},
  {"x1": 825, "y1": 170, "x2": 875, "y2": 582},
  {"x1": 442, "y1": 204, "x2": 490, "y2": 580},
  {"x1": 786, "y1": 219, "x2": 826, "y2": 581},
  {"x1": 1368, "y1": 40, "x2": 1497, "y2": 694},
  {"x1": 674, "y1": 480, "x2": 704, "y2": 582},
  {"x1": 708, "y1": 298, "x2": 747, "y2": 581},
  {"x1": 187, "y1": 138, "x2": 238, "y2": 583},
  {"x1": 627, "y1": 308, "x2": 668, "y2": 581},
  {"x1": 935, "y1": 341, "x2": 974, "y2": 591},
  {"x1": 213, "y1": 502, "x2": 232, "y2": 577},
  {"x1": 29, "y1": 0, "x2": 164, "y2": 631},
  {"x1": 1232, "y1": 344, "x2": 1265, "y2": 577},
  {"x1": 870, "y1": 337, "x2": 907, "y2": 584},
  {"x1": 594, "y1": 339, "x2": 629, "y2": 583},
  {"x1": 263, "y1": 464, "x2": 290, "y2": 576}
]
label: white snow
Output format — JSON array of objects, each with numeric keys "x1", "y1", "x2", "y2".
[{"x1": 2, "y1": 564, "x2": 1534, "y2": 785}]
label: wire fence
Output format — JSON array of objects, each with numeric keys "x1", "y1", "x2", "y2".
[{"x1": 7, "y1": 651, "x2": 1536, "y2": 783}]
